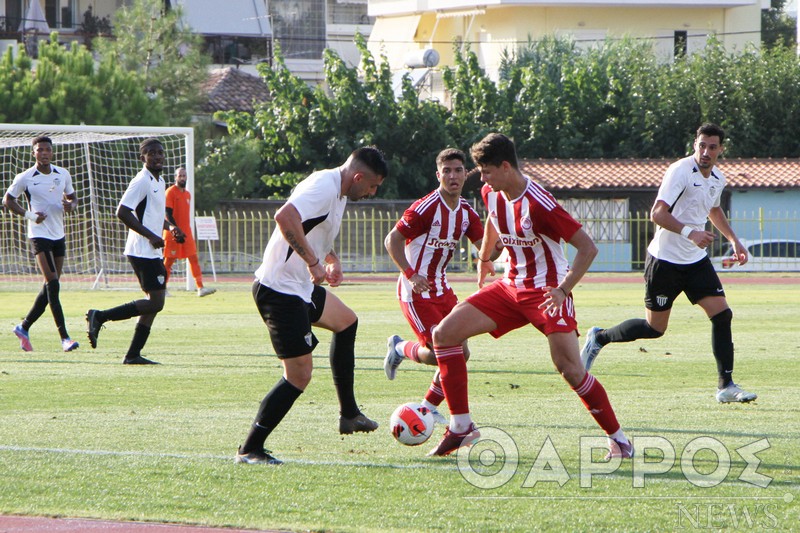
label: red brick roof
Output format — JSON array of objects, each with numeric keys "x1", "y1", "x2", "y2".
[
  {"x1": 519, "y1": 158, "x2": 800, "y2": 191},
  {"x1": 199, "y1": 67, "x2": 270, "y2": 114}
]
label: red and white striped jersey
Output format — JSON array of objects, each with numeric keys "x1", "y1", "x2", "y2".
[
  {"x1": 395, "y1": 190, "x2": 483, "y2": 302},
  {"x1": 481, "y1": 177, "x2": 582, "y2": 290}
]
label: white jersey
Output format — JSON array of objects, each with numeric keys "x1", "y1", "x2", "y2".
[
  {"x1": 647, "y1": 156, "x2": 725, "y2": 264},
  {"x1": 6, "y1": 164, "x2": 74, "y2": 239},
  {"x1": 118, "y1": 166, "x2": 166, "y2": 259},
  {"x1": 255, "y1": 168, "x2": 346, "y2": 302}
]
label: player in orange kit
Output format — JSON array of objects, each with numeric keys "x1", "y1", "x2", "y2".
[{"x1": 163, "y1": 167, "x2": 216, "y2": 297}]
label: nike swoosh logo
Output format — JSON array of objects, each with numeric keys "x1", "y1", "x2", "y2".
[
  {"x1": 153, "y1": 189, "x2": 159, "y2": 193},
  {"x1": 693, "y1": 183, "x2": 702, "y2": 187},
  {"x1": 33, "y1": 182, "x2": 40, "y2": 185}
]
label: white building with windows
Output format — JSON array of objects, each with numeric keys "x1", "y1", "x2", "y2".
[
  {"x1": 367, "y1": 0, "x2": 762, "y2": 97},
  {"x1": 1, "y1": 0, "x2": 373, "y2": 84}
]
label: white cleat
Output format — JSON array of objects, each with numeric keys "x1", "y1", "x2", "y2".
[
  {"x1": 428, "y1": 407, "x2": 448, "y2": 425},
  {"x1": 581, "y1": 326, "x2": 604, "y2": 371},
  {"x1": 384, "y1": 335, "x2": 404, "y2": 380},
  {"x1": 716, "y1": 383, "x2": 757, "y2": 403},
  {"x1": 198, "y1": 287, "x2": 217, "y2": 297}
]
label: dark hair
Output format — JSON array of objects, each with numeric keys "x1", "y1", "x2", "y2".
[
  {"x1": 436, "y1": 148, "x2": 466, "y2": 167},
  {"x1": 470, "y1": 133, "x2": 518, "y2": 169},
  {"x1": 351, "y1": 146, "x2": 389, "y2": 178},
  {"x1": 696, "y1": 123, "x2": 725, "y2": 144},
  {"x1": 32, "y1": 136, "x2": 52, "y2": 147},
  {"x1": 139, "y1": 137, "x2": 163, "y2": 154}
]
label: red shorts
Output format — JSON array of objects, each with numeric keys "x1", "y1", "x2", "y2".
[
  {"x1": 465, "y1": 280, "x2": 578, "y2": 338},
  {"x1": 399, "y1": 291, "x2": 459, "y2": 346}
]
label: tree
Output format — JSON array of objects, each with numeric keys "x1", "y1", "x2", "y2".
[
  {"x1": 762, "y1": 0, "x2": 797, "y2": 50},
  {"x1": 213, "y1": 35, "x2": 455, "y2": 200},
  {"x1": 93, "y1": 0, "x2": 209, "y2": 125},
  {"x1": 0, "y1": 33, "x2": 164, "y2": 125}
]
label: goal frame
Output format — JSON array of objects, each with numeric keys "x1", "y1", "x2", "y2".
[{"x1": 0, "y1": 123, "x2": 195, "y2": 291}]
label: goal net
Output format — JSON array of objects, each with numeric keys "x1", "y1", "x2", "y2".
[{"x1": 0, "y1": 124, "x2": 194, "y2": 291}]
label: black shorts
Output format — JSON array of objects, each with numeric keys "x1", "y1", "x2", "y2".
[
  {"x1": 128, "y1": 256, "x2": 167, "y2": 292},
  {"x1": 644, "y1": 254, "x2": 725, "y2": 311},
  {"x1": 252, "y1": 281, "x2": 327, "y2": 359},
  {"x1": 31, "y1": 237, "x2": 66, "y2": 257}
]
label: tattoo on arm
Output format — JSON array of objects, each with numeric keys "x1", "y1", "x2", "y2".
[{"x1": 284, "y1": 231, "x2": 308, "y2": 259}]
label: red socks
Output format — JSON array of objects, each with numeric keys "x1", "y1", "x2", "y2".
[
  {"x1": 434, "y1": 344, "x2": 469, "y2": 415},
  {"x1": 572, "y1": 373, "x2": 621, "y2": 435},
  {"x1": 424, "y1": 372, "x2": 445, "y2": 406}
]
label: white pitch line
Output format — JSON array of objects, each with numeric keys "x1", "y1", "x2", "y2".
[{"x1": 0, "y1": 445, "x2": 458, "y2": 470}]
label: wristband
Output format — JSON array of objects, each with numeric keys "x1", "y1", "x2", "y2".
[
  {"x1": 680, "y1": 225, "x2": 693, "y2": 238},
  {"x1": 557, "y1": 286, "x2": 568, "y2": 297},
  {"x1": 24, "y1": 211, "x2": 38, "y2": 221},
  {"x1": 479, "y1": 257, "x2": 492, "y2": 262},
  {"x1": 307, "y1": 258, "x2": 320, "y2": 268},
  {"x1": 403, "y1": 267, "x2": 415, "y2": 279}
]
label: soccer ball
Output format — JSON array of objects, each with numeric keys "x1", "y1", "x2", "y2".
[{"x1": 389, "y1": 402, "x2": 435, "y2": 446}]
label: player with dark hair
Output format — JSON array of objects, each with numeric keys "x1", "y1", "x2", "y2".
[
  {"x1": 427, "y1": 133, "x2": 632, "y2": 459},
  {"x1": 4, "y1": 136, "x2": 79, "y2": 352},
  {"x1": 383, "y1": 148, "x2": 483, "y2": 423},
  {"x1": 236, "y1": 146, "x2": 388, "y2": 465},
  {"x1": 581, "y1": 123, "x2": 756, "y2": 403},
  {"x1": 163, "y1": 167, "x2": 216, "y2": 297},
  {"x1": 85, "y1": 138, "x2": 172, "y2": 365}
]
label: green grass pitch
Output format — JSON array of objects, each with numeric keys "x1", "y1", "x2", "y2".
[{"x1": 0, "y1": 274, "x2": 798, "y2": 532}]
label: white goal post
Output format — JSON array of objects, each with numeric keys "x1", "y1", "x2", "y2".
[{"x1": 0, "y1": 123, "x2": 194, "y2": 290}]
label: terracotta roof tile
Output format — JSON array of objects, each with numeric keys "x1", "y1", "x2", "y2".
[
  {"x1": 199, "y1": 67, "x2": 271, "y2": 114},
  {"x1": 519, "y1": 158, "x2": 800, "y2": 191}
]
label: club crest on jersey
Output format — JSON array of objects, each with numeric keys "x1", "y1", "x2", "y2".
[
  {"x1": 157, "y1": 275, "x2": 165, "y2": 285},
  {"x1": 656, "y1": 295, "x2": 669, "y2": 307},
  {"x1": 461, "y1": 220, "x2": 469, "y2": 232},
  {"x1": 520, "y1": 215, "x2": 532, "y2": 231},
  {"x1": 53, "y1": 177, "x2": 61, "y2": 186}
]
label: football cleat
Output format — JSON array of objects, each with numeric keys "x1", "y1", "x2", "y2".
[
  {"x1": 384, "y1": 334, "x2": 404, "y2": 380},
  {"x1": 123, "y1": 355, "x2": 160, "y2": 365},
  {"x1": 427, "y1": 423, "x2": 480, "y2": 457},
  {"x1": 13, "y1": 325, "x2": 33, "y2": 352},
  {"x1": 605, "y1": 438, "x2": 634, "y2": 460},
  {"x1": 339, "y1": 413, "x2": 379, "y2": 434},
  {"x1": 428, "y1": 407, "x2": 448, "y2": 425},
  {"x1": 716, "y1": 383, "x2": 757, "y2": 403},
  {"x1": 61, "y1": 338, "x2": 79, "y2": 352},
  {"x1": 580, "y1": 326, "x2": 604, "y2": 371},
  {"x1": 235, "y1": 447, "x2": 283, "y2": 465},
  {"x1": 197, "y1": 287, "x2": 217, "y2": 297},
  {"x1": 85, "y1": 309, "x2": 103, "y2": 349}
]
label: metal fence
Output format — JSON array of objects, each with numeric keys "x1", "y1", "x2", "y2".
[
  {"x1": 1, "y1": 208, "x2": 797, "y2": 290},
  {"x1": 196, "y1": 208, "x2": 800, "y2": 275}
]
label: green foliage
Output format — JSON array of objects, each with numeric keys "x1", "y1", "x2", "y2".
[
  {"x1": 93, "y1": 0, "x2": 209, "y2": 125},
  {"x1": 213, "y1": 35, "x2": 457, "y2": 200},
  {"x1": 194, "y1": 135, "x2": 270, "y2": 210},
  {"x1": 762, "y1": 0, "x2": 797, "y2": 50},
  {"x1": 0, "y1": 33, "x2": 163, "y2": 125},
  {"x1": 203, "y1": 32, "x2": 800, "y2": 205}
]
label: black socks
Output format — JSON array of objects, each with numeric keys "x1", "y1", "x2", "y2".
[
  {"x1": 241, "y1": 377, "x2": 303, "y2": 453},
  {"x1": 596, "y1": 318, "x2": 664, "y2": 345},
  {"x1": 329, "y1": 320, "x2": 360, "y2": 419},
  {"x1": 710, "y1": 309, "x2": 734, "y2": 389}
]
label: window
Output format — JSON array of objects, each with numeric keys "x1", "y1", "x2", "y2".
[
  {"x1": 674, "y1": 30, "x2": 687, "y2": 58},
  {"x1": 45, "y1": 0, "x2": 74, "y2": 29},
  {"x1": 562, "y1": 198, "x2": 629, "y2": 243},
  {"x1": 270, "y1": 0, "x2": 325, "y2": 60}
]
